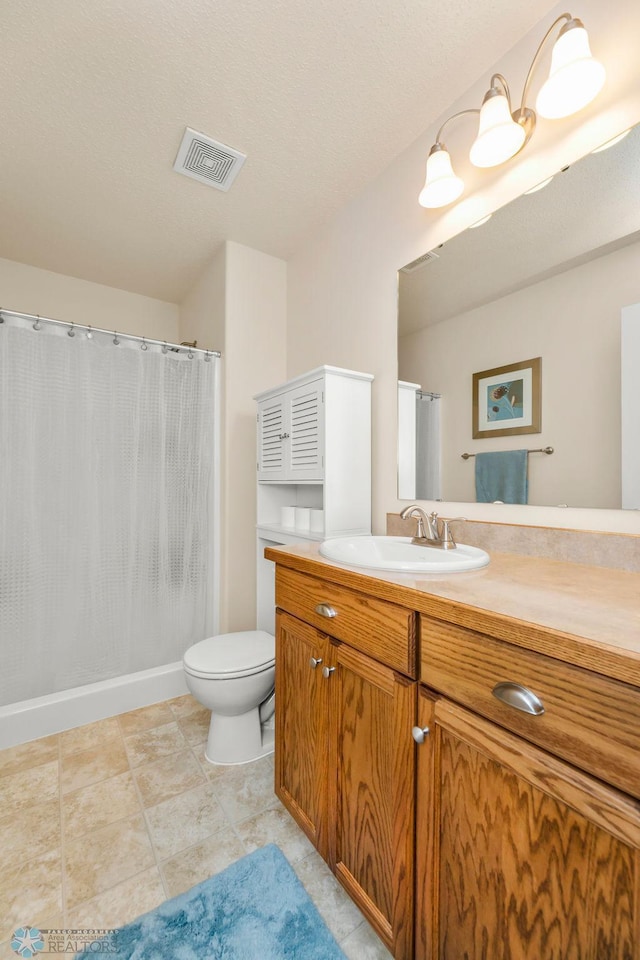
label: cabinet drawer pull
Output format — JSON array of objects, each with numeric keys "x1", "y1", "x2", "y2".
[
  {"x1": 309, "y1": 657, "x2": 323, "y2": 670},
  {"x1": 315, "y1": 603, "x2": 337, "y2": 619},
  {"x1": 322, "y1": 666, "x2": 335, "y2": 679},
  {"x1": 412, "y1": 725, "x2": 430, "y2": 743},
  {"x1": 492, "y1": 681, "x2": 545, "y2": 716}
]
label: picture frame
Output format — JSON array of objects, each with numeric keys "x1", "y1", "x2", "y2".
[{"x1": 472, "y1": 357, "x2": 541, "y2": 439}]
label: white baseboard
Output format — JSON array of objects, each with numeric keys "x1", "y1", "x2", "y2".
[{"x1": 0, "y1": 662, "x2": 189, "y2": 749}]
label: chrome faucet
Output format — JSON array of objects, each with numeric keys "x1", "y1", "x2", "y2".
[{"x1": 399, "y1": 505, "x2": 466, "y2": 550}]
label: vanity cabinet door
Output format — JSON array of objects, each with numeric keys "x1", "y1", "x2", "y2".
[
  {"x1": 328, "y1": 642, "x2": 416, "y2": 960},
  {"x1": 415, "y1": 688, "x2": 640, "y2": 960},
  {"x1": 275, "y1": 611, "x2": 331, "y2": 858}
]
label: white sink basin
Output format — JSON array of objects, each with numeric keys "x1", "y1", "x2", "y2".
[{"x1": 319, "y1": 536, "x2": 489, "y2": 574}]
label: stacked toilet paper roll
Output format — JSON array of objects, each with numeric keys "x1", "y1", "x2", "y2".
[
  {"x1": 280, "y1": 506, "x2": 296, "y2": 528},
  {"x1": 310, "y1": 509, "x2": 324, "y2": 533},
  {"x1": 294, "y1": 507, "x2": 311, "y2": 530}
]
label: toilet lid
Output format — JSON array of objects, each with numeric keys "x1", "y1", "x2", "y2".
[{"x1": 184, "y1": 630, "x2": 275, "y2": 679}]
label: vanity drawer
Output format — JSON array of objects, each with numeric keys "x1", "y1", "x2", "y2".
[
  {"x1": 276, "y1": 566, "x2": 417, "y2": 677},
  {"x1": 421, "y1": 617, "x2": 640, "y2": 799}
]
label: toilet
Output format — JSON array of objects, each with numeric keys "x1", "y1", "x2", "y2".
[{"x1": 183, "y1": 630, "x2": 276, "y2": 765}]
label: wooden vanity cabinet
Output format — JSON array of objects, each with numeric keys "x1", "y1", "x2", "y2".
[
  {"x1": 415, "y1": 687, "x2": 640, "y2": 960},
  {"x1": 271, "y1": 553, "x2": 640, "y2": 960},
  {"x1": 274, "y1": 570, "x2": 418, "y2": 959}
]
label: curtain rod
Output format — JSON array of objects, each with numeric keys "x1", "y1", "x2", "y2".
[{"x1": 0, "y1": 308, "x2": 221, "y2": 358}]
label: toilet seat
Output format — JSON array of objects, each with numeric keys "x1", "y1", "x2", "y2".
[{"x1": 183, "y1": 630, "x2": 275, "y2": 680}]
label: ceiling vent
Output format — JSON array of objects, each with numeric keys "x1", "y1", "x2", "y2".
[
  {"x1": 400, "y1": 250, "x2": 440, "y2": 273},
  {"x1": 173, "y1": 127, "x2": 246, "y2": 192}
]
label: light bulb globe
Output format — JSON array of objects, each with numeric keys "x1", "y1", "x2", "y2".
[
  {"x1": 418, "y1": 146, "x2": 464, "y2": 208},
  {"x1": 469, "y1": 92, "x2": 526, "y2": 168},
  {"x1": 536, "y1": 23, "x2": 605, "y2": 120}
]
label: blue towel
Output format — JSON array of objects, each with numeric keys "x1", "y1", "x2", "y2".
[{"x1": 475, "y1": 449, "x2": 528, "y2": 504}]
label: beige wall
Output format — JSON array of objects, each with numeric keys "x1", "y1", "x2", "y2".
[
  {"x1": 287, "y1": 0, "x2": 640, "y2": 535},
  {"x1": 0, "y1": 256, "x2": 179, "y2": 340},
  {"x1": 180, "y1": 241, "x2": 287, "y2": 632},
  {"x1": 399, "y1": 239, "x2": 640, "y2": 508}
]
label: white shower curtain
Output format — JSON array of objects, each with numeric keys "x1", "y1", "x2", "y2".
[
  {"x1": 415, "y1": 393, "x2": 441, "y2": 501},
  {"x1": 0, "y1": 320, "x2": 218, "y2": 706}
]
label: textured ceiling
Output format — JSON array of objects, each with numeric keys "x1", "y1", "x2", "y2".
[{"x1": 0, "y1": 0, "x2": 557, "y2": 303}]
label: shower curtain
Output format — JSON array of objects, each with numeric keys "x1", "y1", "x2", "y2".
[
  {"x1": 415, "y1": 393, "x2": 441, "y2": 501},
  {"x1": 0, "y1": 320, "x2": 218, "y2": 706}
]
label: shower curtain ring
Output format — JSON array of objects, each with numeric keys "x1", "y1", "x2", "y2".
[
  {"x1": 33, "y1": 316, "x2": 42, "y2": 331},
  {"x1": 204, "y1": 351, "x2": 211, "y2": 362},
  {"x1": 67, "y1": 323, "x2": 76, "y2": 338},
  {"x1": 113, "y1": 332, "x2": 120, "y2": 345},
  {"x1": 86, "y1": 326, "x2": 93, "y2": 339},
  {"x1": 162, "y1": 342, "x2": 168, "y2": 354},
  {"x1": 141, "y1": 338, "x2": 148, "y2": 351},
  {"x1": 188, "y1": 348, "x2": 194, "y2": 359}
]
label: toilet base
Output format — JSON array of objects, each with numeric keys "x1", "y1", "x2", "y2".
[{"x1": 203, "y1": 707, "x2": 275, "y2": 765}]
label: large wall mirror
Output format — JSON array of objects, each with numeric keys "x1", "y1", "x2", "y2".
[{"x1": 397, "y1": 122, "x2": 640, "y2": 510}]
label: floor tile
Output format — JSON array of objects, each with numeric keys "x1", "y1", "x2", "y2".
[
  {"x1": 0, "y1": 849, "x2": 63, "y2": 943},
  {"x1": 64, "y1": 813, "x2": 155, "y2": 908},
  {"x1": 0, "y1": 798, "x2": 60, "y2": 866},
  {"x1": 161, "y1": 832, "x2": 247, "y2": 898},
  {"x1": 206, "y1": 754, "x2": 279, "y2": 823},
  {"x1": 133, "y1": 748, "x2": 205, "y2": 808},
  {"x1": 117, "y1": 702, "x2": 175, "y2": 737},
  {"x1": 340, "y1": 920, "x2": 394, "y2": 958},
  {"x1": 235, "y1": 803, "x2": 315, "y2": 865},
  {"x1": 0, "y1": 735, "x2": 59, "y2": 779},
  {"x1": 66, "y1": 867, "x2": 165, "y2": 928},
  {"x1": 0, "y1": 759, "x2": 59, "y2": 815},
  {"x1": 62, "y1": 771, "x2": 140, "y2": 839},
  {"x1": 144, "y1": 782, "x2": 227, "y2": 861},
  {"x1": 176, "y1": 708, "x2": 210, "y2": 745},
  {"x1": 60, "y1": 718, "x2": 121, "y2": 757},
  {"x1": 167, "y1": 694, "x2": 203, "y2": 720},
  {"x1": 124, "y1": 722, "x2": 187, "y2": 767},
  {"x1": 293, "y1": 850, "x2": 365, "y2": 943},
  {"x1": 60, "y1": 739, "x2": 129, "y2": 795}
]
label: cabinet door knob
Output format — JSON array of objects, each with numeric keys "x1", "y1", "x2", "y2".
[
  {"x1": 315, "y1": 603, "x2": 337, "y2": 618},
  {"x1": 309, "y1": 657, "x2": 323, "y2": 670},
  {"x1": 322, "y1": 666, "x2": 335, "y2": 679},
  {"x1": 492, "y1": 681, "x2": 545, "y2": 716},
  {"x1": 412, "y1": 726, "x2": 430, "y2": 743}
]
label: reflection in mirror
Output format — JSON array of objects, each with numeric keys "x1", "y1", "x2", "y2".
[{"x1": 397, "y1": 123, "x2": 640, "y2": 510}]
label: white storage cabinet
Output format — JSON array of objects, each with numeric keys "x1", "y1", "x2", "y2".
[{"x1": 254, "y1": 366, "x2": 373, "y2": 634}]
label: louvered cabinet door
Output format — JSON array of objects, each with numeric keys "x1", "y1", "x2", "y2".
[
  {"x1": 415, "y1": 690, "x2": 640, "y2": 960},
  {"x1": 257, "y1": 396, "x2": 286, "y2": 480},
  {"x1": 285, "y1": 380, "x2": 324, "y2": 481}
]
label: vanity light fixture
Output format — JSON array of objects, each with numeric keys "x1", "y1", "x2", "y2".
[
  {"x1": 523, "y1": 176, "x2": 554, "y2": 194},
  {"x1": 469, "y1": 213, "x2": 493, "y2": 228},
  {"x1": 591, "y1": 128, "x2": 631, "y2": 153},
  {"x1": 418, "y1": 13, "x2": 605, "y2": 209}
]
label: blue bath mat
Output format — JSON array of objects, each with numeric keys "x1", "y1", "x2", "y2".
[{"x1": 108, "y1": 843, "x2": 346, "y2": 959}]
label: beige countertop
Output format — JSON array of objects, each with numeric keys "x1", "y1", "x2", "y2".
[{"x1": 265, "y1": 542, "x2": 640, "y2": 688}]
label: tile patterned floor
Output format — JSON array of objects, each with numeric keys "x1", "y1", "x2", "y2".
[{"x1": 0, "y1": 696, "x2": 392, "y2": 959}]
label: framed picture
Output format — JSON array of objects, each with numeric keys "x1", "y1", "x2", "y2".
[{"x1": 472, "y1": 357, "x2": 541, "y2": 439}]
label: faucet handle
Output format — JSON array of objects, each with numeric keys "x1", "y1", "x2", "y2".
[{"x1": 439, "y1": 517, "x2": 466, "y2": 549}]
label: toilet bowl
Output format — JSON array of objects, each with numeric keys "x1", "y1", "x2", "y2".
[{"x1": 183, "y1": 630, "x2": 275, "y2": 765}]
